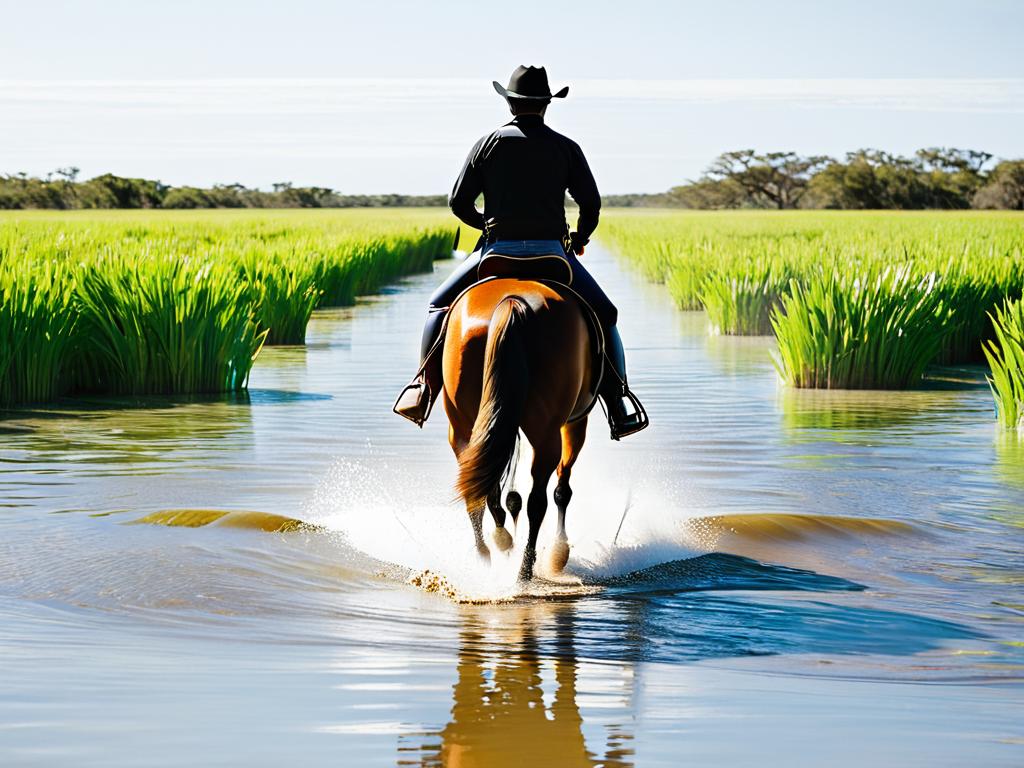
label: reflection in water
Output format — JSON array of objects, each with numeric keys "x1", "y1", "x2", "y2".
[
  {"x1": 702, "y1": 330, "x2": 777, "y2": 378},
  {"x1": 995, "y1": 432, "x2": 1024, "y2": 498},
  {"x1": 390, "y1": 558, "x2": 983, "y2": 766},
  {"x1": 0, "y1": 393, "x2": 256, "y2": 468},
  {"x1": 778, "y1": 387, "x2": 964, "y2": 434},
  {"x1": 404, "y1": 603, "x2": 634, "y2": 768},
  {"x1": 246, "y1": 344, "x2": 310, "y2": 394},
  {"x1": 991, "y1": 434, "x2": 1024, "y2": 567}
]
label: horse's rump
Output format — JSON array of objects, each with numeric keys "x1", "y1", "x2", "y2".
[{"x1": 443, "y1": 280, "x2": 596, "y2": 506}]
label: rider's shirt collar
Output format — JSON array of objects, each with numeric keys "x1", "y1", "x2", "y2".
[{"x1": 510, "y1": 114, "x2": 545, "y2": 126}]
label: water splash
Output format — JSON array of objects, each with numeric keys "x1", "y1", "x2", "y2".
[
  {"x1": 130, "y1": 451, "x2": 923, "y2": 604},
  {"x1": 296, "y1": 453, "x2": 712, "y2": 600}
]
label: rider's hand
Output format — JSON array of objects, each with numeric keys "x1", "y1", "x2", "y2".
[{"x1": 569, "y1": 232, "x2": 586, "y2": 256}]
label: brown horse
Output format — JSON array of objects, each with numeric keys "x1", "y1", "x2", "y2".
[{"x1": 443, "y1": 278, "x2": 595, "y2": 581}]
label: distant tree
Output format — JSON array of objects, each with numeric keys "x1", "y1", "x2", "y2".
[
  {"x1": 804, "y1": 159, "x2": 869, "y2": 209},
  {"x1": 805, "y1": 150, "x2": 927, "y2": 209},
  {"x1": 916, "y1": 147, "x2": 993, "y2": 174},
  {"x1": 916, "y1": 148, "x2": 991, "y2": 208},
  {"x1": 54, "y1": 166, "x2": 80, "y2": 183},
  {"x1": 72, "y1": 180, "x2": 118, "y2": 208},
  {"x1": 206, "y1": 183, "x2": 249, "y2": 208},
  {"x1": 705, "y1": 150, "x2": 832, "y2": 209},
  {"x1": 279, "y1": 186, "x2": 337, "y2": 207},
  {"x1": 0, "y1": 174, "x2": 66, "y2": 208},
  {"x1": 161, "y1": 187, "x2": 215, "y2": 209},
  {"x1": 669, "y1": 178, "x2": 749, "y2": 209},
  {"x1": 87, "y1": 174, "x2": 167, "y2": 208},
  {"x1": 973, "y1": 160, "x2": 1024, "y2": 210}
]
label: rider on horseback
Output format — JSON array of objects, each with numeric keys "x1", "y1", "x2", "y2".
[{"x1": 394, "y1": 65, "x2": 647, "y2": 440}]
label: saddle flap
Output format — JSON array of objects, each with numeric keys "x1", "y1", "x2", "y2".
[
  {"x1": 477, "y1": 253, "x2": 573, "y2": 286},
  {"x1": 541, "y1": 281, "x2": 604, "y2": 423}
]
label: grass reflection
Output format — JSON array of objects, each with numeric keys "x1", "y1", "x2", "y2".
[
  {"x1": 994, "y1": 432, "x2": 1024, "y2": 528},
  {"x1": 778, "y1": 387, "x2": 964, "y2": 435},
  {"x1": 702, "y1": 330, "x2": 776, "y2": 377},
  {"x1": 0, "y1": 393, "x2": 257, "y2": 469}
]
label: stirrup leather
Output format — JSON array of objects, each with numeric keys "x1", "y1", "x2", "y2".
[{"x1": 393, "y1": 309, "x2": 450, "y2": 428}]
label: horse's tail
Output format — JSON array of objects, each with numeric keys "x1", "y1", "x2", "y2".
[{"x1": 455, "y1": 296, "x2": 530, "y2": 506}]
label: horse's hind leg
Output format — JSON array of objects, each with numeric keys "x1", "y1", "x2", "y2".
[
  {"x1": 550, "y1": 419, "x2": 588, "y2": 574},
  {"x1": 448, "y1": 414, "x2": 490, "y2": 561},
  {"x1": 487, "y1": 487, "x2": 514, "y2": 553},
  {"x1": 519, "y1": 436, "x2": 560, "y2": 582}
]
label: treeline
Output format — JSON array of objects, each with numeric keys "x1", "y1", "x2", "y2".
[
  {"x1": 605, "y1": 148, "x2": 1024, "y2": 210},
  {"x1": 6, "y1": 148, "x2": 1023, "y2": 212},
  {"x1": 0, "y1": 169, "x2": 446, "y2": 210}
]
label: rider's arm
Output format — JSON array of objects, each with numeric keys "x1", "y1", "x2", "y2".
[
  {"x1": 567, "y1": 141, "x2": 601, "y2": 251},
  {"x1": 448, "y1": 139, "x2": 486, "y2": 230}
]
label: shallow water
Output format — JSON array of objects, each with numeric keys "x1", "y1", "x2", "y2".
[{"x1": 1, "y1": 243, "x2": 1023, "y2": 766}]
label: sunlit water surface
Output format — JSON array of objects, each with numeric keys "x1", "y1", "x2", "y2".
[{"x1": 2, "y1": 243, "x2": 1023, "y2": 766}]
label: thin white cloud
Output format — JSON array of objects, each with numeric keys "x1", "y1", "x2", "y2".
[
  {"x1": 576, "y1": 79, "x2": 1024, "y2": 113},
  {"x1": 2, "y1": 78, "x2": 1022, "y2": 115}
]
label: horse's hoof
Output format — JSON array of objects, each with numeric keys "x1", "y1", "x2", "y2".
[
  {"x1": 493, "y1": 526, "x2": 514, "y2": 552},
  {"x1": 548, "y1": 538, "x2": 570, "y2": 573},
  {"x1": 476, "y1": 544, "x2": 491, "y2": 563}
]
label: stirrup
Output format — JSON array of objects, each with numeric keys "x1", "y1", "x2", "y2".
[
  {"x1": 393, "y1": 378, "x2": 434, "y2": 428},
  {"x1": 605, "y1": 387, "x2": 649, "y2": 441}
]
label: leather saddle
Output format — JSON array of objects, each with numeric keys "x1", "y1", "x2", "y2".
[{"x1": 477, "y1": 251, "x2": 574, "y2": 286}]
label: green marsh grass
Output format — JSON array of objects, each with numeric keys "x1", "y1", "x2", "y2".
[
  {"x1": 771, "y1": 264, "x2": 953, "y2": 389},
  {"x1": 0, "y1": 209, "x2": 453, "y2": 405},
  {"x1": 984, "y1": 297, "x2": 1024, "y2": 429},
  {"x1": 0, "y1": 259, "x2": 77, "y2": 406},
  {"x1": 239, "y1": 251, "x2": 320, "y2": 345},
  {"x1": 700, "y1": 258, "x2": 791, "y2": 335},
  {"x1": 934, "y1": 256, "x2": 1024, "y2": 364},
  {"x1": 72, "y1": 255, "x2": 267, "y2": 394},
  {"x1": 603, "y1": 210, "x2": 1024, "y2": 394}
]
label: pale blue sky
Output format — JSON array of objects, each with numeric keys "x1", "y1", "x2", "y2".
[{"x1": 1, "y1": 1, "x2": 1022, "y2": 192}]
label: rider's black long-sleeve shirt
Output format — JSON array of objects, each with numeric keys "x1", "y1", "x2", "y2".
[{"x1": 448, "y1": 114, "x2": 601, "y2": 247}]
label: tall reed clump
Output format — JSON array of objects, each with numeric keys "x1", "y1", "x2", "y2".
[
  {"x1": 771, "y1": 264, "x2": 953, "y2": 389},
  {"x1": 313, "y1": 243, "x2": 367, "y2": 307},
  {"x1": 666, "y1": 255, "x2": 712, "y2": 311},
  {"x1": 984, "y1": 297, "x2": 1024, "y2": 429},
  {"x1": 239, "y1": 250, "x2": 321, "y2": 345},
  {"x1": 311, "y1": 230, "x2": 449, "y2": 308},
  {"x1": 0, "y1": 259, "x2": 78, "y2": 407},
  {"x1": 73, "y1": 255, "x2": 267, "y2": 395},
  {"x1": 934, "y1": 255, "x2": 1024, "y2": 364},
  {"x1": 700, "y1": 258, "x2": 792, "y2": 335}
]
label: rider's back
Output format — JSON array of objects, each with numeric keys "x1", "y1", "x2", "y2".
[{"x1": 449, "y1": 115, "x2": 600, "y2": 243}]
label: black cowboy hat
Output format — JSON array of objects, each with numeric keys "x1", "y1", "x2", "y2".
[{"x1": 492, "y1": 65, "x2": 569, "y2": 101}]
